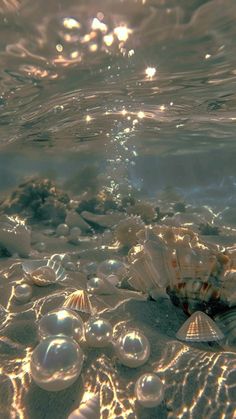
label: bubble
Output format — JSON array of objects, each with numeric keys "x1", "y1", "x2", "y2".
[
  {"x1": 38, "y1": 309, "x2": 84, "y2": 342},
  {"x1": 30, "y1": 336, "x2": 84, "y2": 391},
  {"x1": 135, "y1": 373, "x2": 164, "y2": 407},
  {"x1": 97, "y1": 259, "x2": 127, "y2": 280},
  {"x1": 85, "y1": 317, "x2": 113, "y2": 348},
  {"x1": 114, "y1": 330, "x2": 150, "y2": 368},
  {"x1": 14, "y1": 283, "x2": 32, "y2": 303}
]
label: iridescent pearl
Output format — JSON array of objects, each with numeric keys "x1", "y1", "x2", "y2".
[
  {"x1": 114, "y1": 330, "x2": 150, "y2": 368},
  {"x1": 38, "y1": 309, "x2": 84, "y2": 342},
  {"x1": 56, "y1": 224, "x2": 69, "y2": 236},
  {"x1": 14, "y1": 283, "x2": 32, "y2": 303},
  {"x1": 30, "y1": 336, "x2": 84, "y2": 391},
  {"x1": 85, "y1": 318, "x2": 113, "y2": 348},
  {"x1": 97, "y1": 259, "x2": 127, "y2": 279},
  {"x1": 87, "y1": 276, "x2": 117, "y2": 295},
  {"x1": 135, "y1": 373, "x2": 164, "y2": 407}
]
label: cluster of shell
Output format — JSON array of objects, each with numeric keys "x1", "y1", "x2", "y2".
[{"x1": 128, "y1": 225, "x2": 236, "y2": 317}]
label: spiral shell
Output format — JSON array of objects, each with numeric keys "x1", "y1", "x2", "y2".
[
  {"x1": 68, "y1": 393, "x2": 100, "y2": 419},
  {"x1": 176, "y1": 311, "x2": 224, "y2": 342},
  {"x1": 63, "y1": 290, "x2": 93, "y2": 314}
]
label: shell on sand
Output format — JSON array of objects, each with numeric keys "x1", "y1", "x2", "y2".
[
  {"x1": 0, "y1": 215, "x2": 31, "y2": 257},
  {"x1": 176, "y1": 311, "x2": 224, "y2": 342},
  {"x1": 22, "y1": 257, "x2": 67, "y2": 285},
  {"x1": 63, "y1": 290, "x2": 93, "y2": 314},
  {"x1": 68, "y1": 393, "x2": 100, "y2": 419}
]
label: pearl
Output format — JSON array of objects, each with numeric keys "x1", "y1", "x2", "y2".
[
  {"x1": 14, "y1": 283, "x2": 32, "y2": 303},
  {"x1": 85, "y1": 318, "x2": 113, "y2": 348},
  {"x1": 97, "y1": 259, "x2": 127, "y2": 279},
  {"x1": 56, "y1": 224, "x2": 69, "y2": 236},
  {"x1": 114, "y1": 330, "x2": 150, "y2": 368},
  {"x1": 135, "y1": 373, "x2": 164, "y2": 407},
  {"x1": 87, "y1": 276, "x2": 117, "y2": 295},
  {"x1": 30, "y1": 336, "x2": 84, "y2": 391},
  {"x1": 38, "y1": 309, "x2": 84, "y2": 342}
]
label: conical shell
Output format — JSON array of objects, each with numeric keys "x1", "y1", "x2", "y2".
[
  {"x1": 68, "y1": 393, "x2": 100, "y2": 419},
  {"x1": 176, "y1": 311, "x2": 224, "y2": 342},
  {"x1": 63, "y1": 290, "x2": 93, "y2": 314}
]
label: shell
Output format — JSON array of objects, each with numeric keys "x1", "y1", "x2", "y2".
[
  {"x1": 65, "y1": 211, "x2": 92, "y2": 232},
  {"x1": 68, "y1": 393, "x2": 100, "y2": 419},
  {"x1": 176, "y1": 311, "x2": 224, "y2": 342},
  {"x1": 114, "y1": 215, "x2": 145, "y2": 248},
  {"x1": 215, "y1": 308, "x2": 236, "y2": 349},
  {"x1": 22, "y1": 257, "x2": 67, "y2": 285},
  {"x1": 63, "y1": 290, "x2": 93, "y2": 314},
  {"x1": 81, "y1": 211, "x2": 124, "y2": 228},
  {"x1": 0, "y1": 215, "x2": 31, "y2": 257},
  {"x1": 126, "y1": 201, "x2": 156, "y2": 223}
]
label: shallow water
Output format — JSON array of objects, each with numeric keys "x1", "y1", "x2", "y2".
[{"x1": 1, "y1": 1, "x2": 236, "y2": 418}]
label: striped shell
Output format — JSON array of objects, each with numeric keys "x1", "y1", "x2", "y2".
[
  {"x1": 68, "y1": 393, "x2": 100, "y2": 419},
  {"x1": 63, "y1": 290, "x2": 93, "y2": 314},
  {"x1": 22, "y1": 257, "x2": 67, "y2": 286},
  {"x1": 176, "y1": 311, "x2": 224, "y2": 342},
  {"x1": 215, "y1": 308, "x2": 236, "y2": 349}
]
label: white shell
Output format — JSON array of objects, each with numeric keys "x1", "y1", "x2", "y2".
[
  {"x1": 176, "y1": 311, "x2": 224, "y2": 342},
  {"x1": 63, "y1": 290, "x2": 93, "y2": 314},
  {"x1": 22, "y1": 257, "x2": 67, "y2": 285},
  {"x1": 0, "y1": 215, "x2": 31, "y2": 257},
  {"x1": 68, "y1": 393, "x2": 100, "y2": 419}
]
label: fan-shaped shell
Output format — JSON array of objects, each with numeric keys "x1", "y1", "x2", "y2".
[
  {"x1": 63, "y1": 290, "x2": 93, "y2": 314},
  {"x1": 68, "y1": 393, "x2": 100, "y2": 419},
  {"x1": 176, "y1": 311, "x2": 224, "y2": 342},
  {"x1": 22, "y1": 257, "x2": 67, "y2": 286}
]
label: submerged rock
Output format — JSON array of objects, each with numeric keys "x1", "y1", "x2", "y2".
[{"x1": 0, "y1": 178, "x2": 69, "y2": 225}]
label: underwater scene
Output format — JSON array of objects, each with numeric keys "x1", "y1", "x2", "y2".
[{"x1": 0, "y1": 0, "x2": 236, "y2": 418}]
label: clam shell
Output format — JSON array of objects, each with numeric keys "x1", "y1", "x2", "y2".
[
  {"x1": 22, "y1": 257, "x2": 67, "y2": 285},
  {"x1": 63, "y1": 290, "x2": 93, "y2": 314},
  {"x1": 176, "y1": 311, "x2": 224, "y2": 342},
  {"x1": 68, "y1": 393, "x2": 100, "y2": 419}
]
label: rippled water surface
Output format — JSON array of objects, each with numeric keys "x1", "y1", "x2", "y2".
[
  {"x1": 0, "y1": 0, "x2": 236, "y2": 205},
  {"x1": 1, "y1": 1, "x2": 236, "y2": 419}
]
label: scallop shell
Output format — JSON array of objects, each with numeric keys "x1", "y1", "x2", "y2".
[
  {"x1": 0, "y1": 215, "x2": 31, "y2": 257},
  {"x1": 63, "y1": 290, "x2": 93, "y2": 314},
  {"x1": 176, "y1": 311, "x2": 224, "y2": 342},
  {"x1": 114, "y1": 215, "x2": 145, "y2": 248},
  {"x1": 214, "y1": 308, "x2": 236, "y2": 347},
  {"x1": 68, "y1": 393, "x2": 100, "y2": 419},
  {"x1": 22, "y1": 257, "x2": 67, "y2": 286}
]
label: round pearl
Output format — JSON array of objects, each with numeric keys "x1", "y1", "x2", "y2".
[
  {"x1": 115, "y1": 330, "x2": 150, "y2": 368},
  {"x1": 38, "y1": 309, "x2": 84, "y2": 342},
  {"x1": 135, "y1": 373, "x2": 164, "y2": 407},
  {"x1": 97, "y1": 259, "x2": 126, "y2": 279},
  {"x1": 14, "y1": 283, "x2": 32, "y2": 303},
  {"x1": 56, "y1": 224, "x2": 69, "y2": 236},
  {"x1": 30, "y1": 336, "x2": 84, "y2": 391},
  {"x1": 87, "y1": 277, "x2": 107, "y2": 294},
  {"x1": 85, "y1": 318, "x2": 113, "y2": 348}
]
